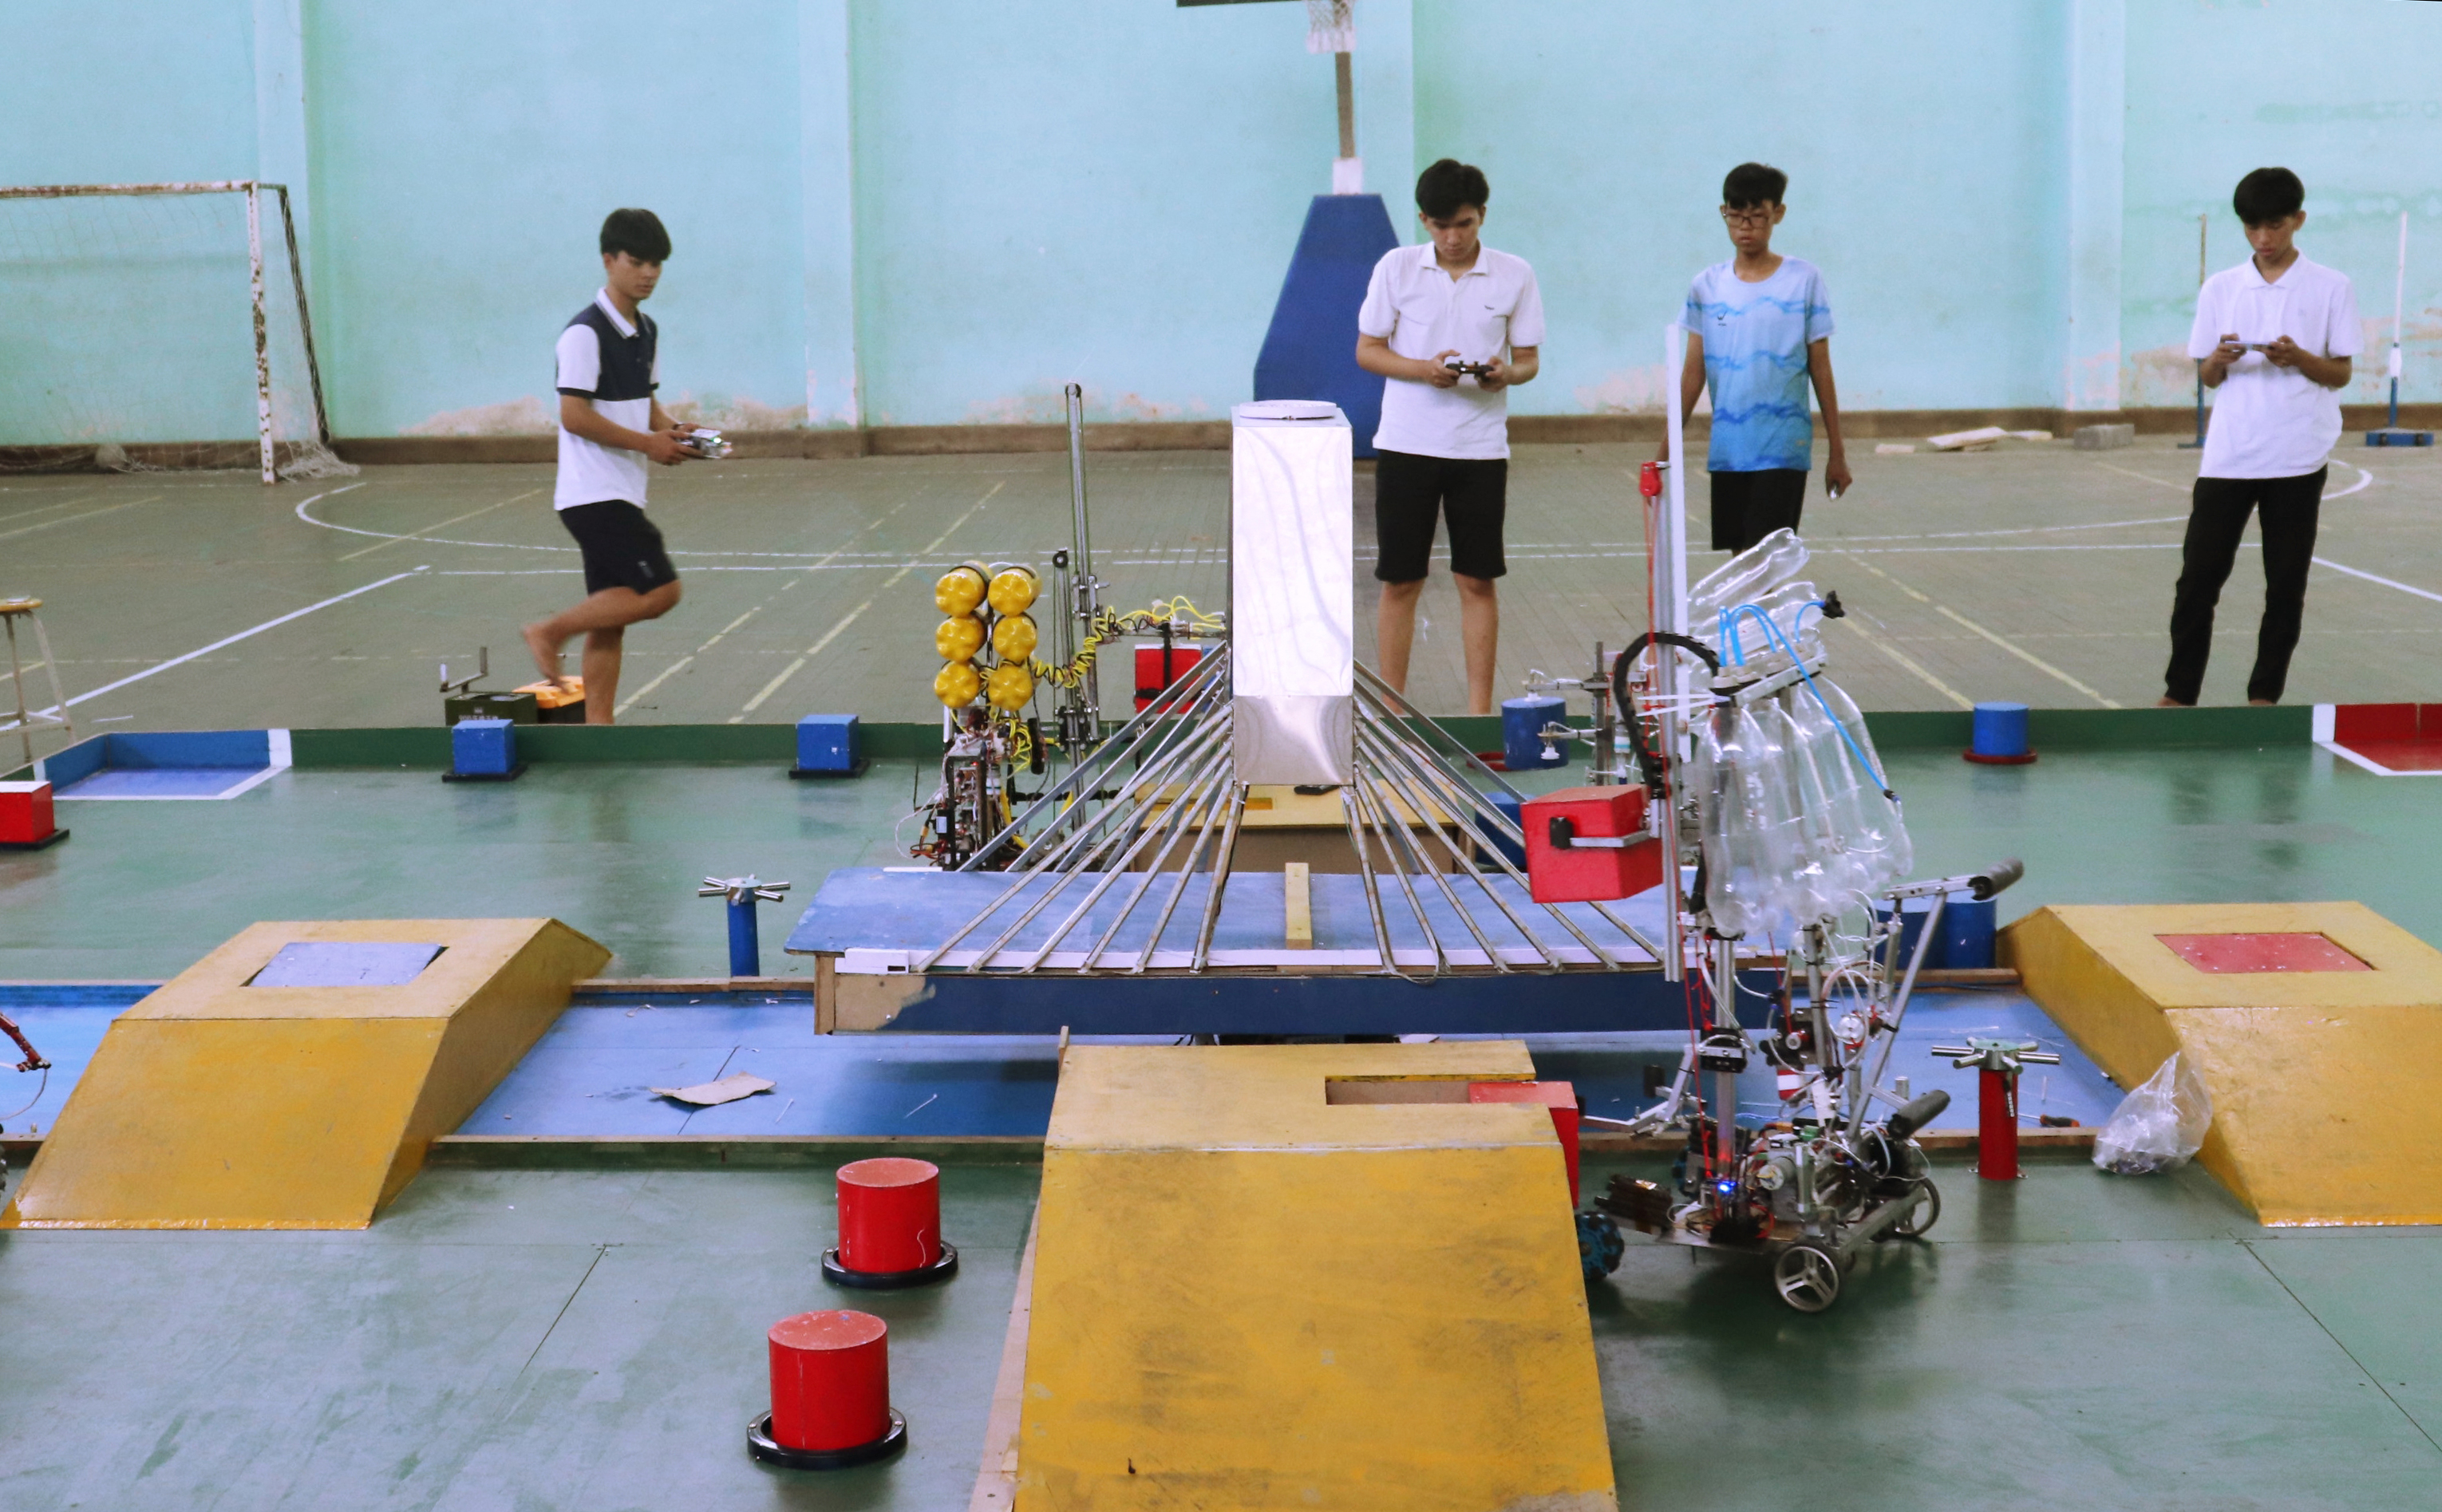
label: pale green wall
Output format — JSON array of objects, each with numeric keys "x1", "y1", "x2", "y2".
[{"x1": 4, "y1": 0, "x2": 2442, "y2": 441}]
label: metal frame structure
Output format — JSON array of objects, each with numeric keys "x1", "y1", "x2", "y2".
[{"x1": 0, "y1": 180, "x2": 337, "y2": 484}]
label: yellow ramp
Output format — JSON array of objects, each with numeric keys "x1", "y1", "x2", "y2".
[
  {"x1": 1019, "y1": 1041, "x2": 1616, "y2": 1512},
  {"x1": 1, "y1": 918, "x2": 607, "y2": 1230},
  {"x1": 2006, "y1": 902, "x2": 2442, "y2": 1226}
]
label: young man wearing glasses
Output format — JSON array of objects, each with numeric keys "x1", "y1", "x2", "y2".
[{"x1": 1661, "y1": 162, "x2": 1850, "y2": 555}]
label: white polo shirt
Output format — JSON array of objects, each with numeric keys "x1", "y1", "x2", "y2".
[
  {"x1": 554, "y1": 289, "x2": 660, "y2": 509},
  {"x1": 2188, "y1": 254, "x2": 2361, "y2": 480},
  {"x1": 1357, "y1": 243, "x2": 1545, "y2": 460}
]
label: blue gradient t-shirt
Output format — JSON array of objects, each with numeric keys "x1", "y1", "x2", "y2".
[{"x1": 1683, "y1": 258, "x2": 1834, "y2": 473}]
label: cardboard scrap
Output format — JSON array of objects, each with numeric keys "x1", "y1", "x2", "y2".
[
  {"x1": 650, "y1": 1073, "x2": 776, "y2": 1107},
  {"x1": 1925, "y1": 425, "x2": 2009, "y2": 452},
  {"x1": 1875, "y1": 442, "x2": 1917, "y2": 455}
]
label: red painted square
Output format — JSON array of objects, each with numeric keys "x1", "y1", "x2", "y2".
[
  {"x1": 1469, "y1": 1080, "x2": 1581, "y2": 1204},
  {"x1": 2156, "y1": 932, "x2": 2372, "y2": 973},
  {"x1": 2333, "y1": 703, "x2": 2417, "y2": 744}
]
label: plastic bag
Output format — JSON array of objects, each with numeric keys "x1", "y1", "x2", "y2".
[{"x1": 2093, "y1": 1052, "x2": 2214, "y2": 1174}]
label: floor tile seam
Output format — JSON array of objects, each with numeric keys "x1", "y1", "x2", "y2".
[{"x1": 2238, "y1": 1238, "x2": 2442, "y2": 1455}]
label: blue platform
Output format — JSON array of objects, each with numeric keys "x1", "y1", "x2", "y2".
[
  {"x1": 0, "y1": 985, "x2": 2125, "y2": 1141},
  {"x1": 1254, "y1": 193, "x2": 1399, "y2": 458},
  {"x1": 36, "y1": 730, "x2": 286, "y2": 801},
  {"x1": 783, "y1": 866, "x2": 1795, "y2": 1035}
]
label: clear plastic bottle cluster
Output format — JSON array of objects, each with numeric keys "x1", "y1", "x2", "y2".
[{"x1": 1683, "y1": 531, "x2": 1914, "y2": 939}]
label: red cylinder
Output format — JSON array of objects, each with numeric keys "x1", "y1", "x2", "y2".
[
  {"x1": 1978, "y1": 1066, "x2": 2021, "y2": 1181},
  {"x1": 836, "y1": 1157, "x2": 942, "y2": 1273},
  {"x1": 768, "y1": 1310, "x2": 891, "y2": 1452}
]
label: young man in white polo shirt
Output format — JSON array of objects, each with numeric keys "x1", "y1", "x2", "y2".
[
  {"x1": 1355, "y1": 158, "x2": 1543, "y2": 715},
  {"x1": 522, "y1": 208, "x2": 698, "y2": 724},
  {"x1": 2161, "y1": 168, "x2": 2359, "y2": 708}
]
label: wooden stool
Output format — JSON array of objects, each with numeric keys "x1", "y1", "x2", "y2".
[{"x1": 0, "y1": 598, "x2": 73, "y2": 771}]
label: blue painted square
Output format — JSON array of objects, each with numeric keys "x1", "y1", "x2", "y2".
[
  {"x1": 452, "y1": 718, "x2": 516, "y2": 776},
  {"x1": 796, "y1": 713, "x2": 857, "y2": 772},
  {"x1": 250, "y1": 942, "x2": 443, "y2": 988}
]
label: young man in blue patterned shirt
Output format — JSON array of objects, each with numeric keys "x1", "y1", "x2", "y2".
[{"x1": 1661, "y1": 163, "x2": 1851, "y2": 554}]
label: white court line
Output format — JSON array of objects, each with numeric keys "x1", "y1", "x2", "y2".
[
  {"x1": 729, "y1": 481, "x2": 1005, "y2": 720},
  {"x1": 2094, "y1": 458, "x2": 2375, "y2": 499},
  {"x1": 0, "y1": 494, "x2": 163, "y2": 544},
  {"x1": 338, "y1": 488, "x2": 543, "y2": 561},
  {"x1": 2314, "y1": 558, "x2": 2442, "y2": 605},
  {"x1": 614, "y1": 655, "x2": 695, "y2": 716},
  {"x1": 2, "y1": 570, "x2": 429, "y2": 728},
  {"x1": 1829, "y1": 617, "x2": 1973, "y2": 709}
]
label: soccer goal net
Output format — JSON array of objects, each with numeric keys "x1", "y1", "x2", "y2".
[{"x1": 0, "y1": 181, "x2": 354, "y2": 482}]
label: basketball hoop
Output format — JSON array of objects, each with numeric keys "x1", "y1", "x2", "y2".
[{"x1": 1305, "y1": 0, "x2": 1353, "y2": 53}]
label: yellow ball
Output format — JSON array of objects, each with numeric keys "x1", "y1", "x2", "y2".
[
  {"x1": 986, "y1": 661, "x2": 1035, "y2": 712},
  {"x1": 987, "y1": 566, "x2": 1039, "y2": 616},
  {"x1": 935, "y1": 566, "x2": 986, "y2": 616},
  {"x1": 934, "y1": 661, "x2": 982, "y2": 708},
  {"x1": 935, "y1": 614, "x2": 985, "y2": 662},
  {"x1": 991, "y1": 612, "x2": 1037, "y2": 661}
]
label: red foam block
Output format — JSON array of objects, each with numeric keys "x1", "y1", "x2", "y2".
[
  {"x1": 1520, "y1": 786, "x2": 1662, "y2": 903},
  {"x1": 0, "y1": 781, "x2": 56, "y2": 844}
]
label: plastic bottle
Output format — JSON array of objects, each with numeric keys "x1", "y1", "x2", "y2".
[
  {"x1": 1693, "y1": 708, "x2": 1760, "y2": 938},
  {"x1": 1813, "y1": 677, "x2": 1913, "y2": 893},
  {"x1": 1767, "y1": 692, "x2": 1845, "y2": 922},
  {"x1": 1689, "y1": 528, "x2": 1810, "y2": 630},
  {"x1": 1713, "y1": 580, "x2": 1824, "y2": 665},
  {"x1": 1701, "y1": 701, "x2": 1814, "y2": 938}
]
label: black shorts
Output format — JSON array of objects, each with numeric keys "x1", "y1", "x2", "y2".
[
  {"x1": 1709, "y1": 469, "x2": 1808, "y2": 554},
  {"x1": 1373, "y1": 449, "x2": 1508, "y2": 582},
  {"x1": 559, "y1": 499, "x2": 678, "y2": 595}
]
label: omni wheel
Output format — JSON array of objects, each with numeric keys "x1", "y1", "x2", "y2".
[
  {"x1": 1891, "y1": 1181, "x2": 1941, "y2": 1239},
  {"x1": 1772, "y1": 1244, "x2": 1842, "y2": 1313}
]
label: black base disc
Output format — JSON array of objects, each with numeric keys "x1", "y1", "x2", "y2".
[
  {"x1": 0, "y1": 828, "x2": 68, "y2": 851},
  {"x1": 747, "y1": 1408, "x2": 906, "y2": 1471},
  {"x1": 788, "y1": 759, "x2": 873, "y2": 779},
  {"x1": 821, "y1": 1242, "x2": 958, "y2": 1290},
  {"x1": 442, "y1": 764, "x2": 528, "y2": 783}
]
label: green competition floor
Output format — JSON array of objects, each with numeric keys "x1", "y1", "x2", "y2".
[
  {"x1": 7, "y1": 436, "x2": 2442, "y2": 760},
  {"x1": 3, "y1": 1157, "x2": 2432, "y2": 1509}
]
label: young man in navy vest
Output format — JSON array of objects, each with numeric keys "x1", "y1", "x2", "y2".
[{"x1": 522, "y1": 208, "x2": 697, "y2": 723}]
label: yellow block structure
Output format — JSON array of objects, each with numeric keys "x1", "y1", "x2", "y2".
[
  {"x1": 1019, "y1": 1041, "x2": 1616, "y2": 1511},
  {"x1": 0, "y1": 918, "x2": 607, "y2": 1231},
  {"x1": 2006, "y1": 902, "x2": 2442, "y2": 1226}
]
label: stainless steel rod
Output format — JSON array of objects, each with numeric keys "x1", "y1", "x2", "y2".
[
  {"x1": 1348, "y1": 765, "x2": 1468, "y2": 974},
  {"x1": 1338, "y1": 787, "x2": 1411, "y2": 979},
  {"x1": 1015, "y1": 676, "x2": 1233, "y2": 874},
  {"x1": 1354, "y1": 725, "x2": 1569, "y2": 970},
  {"x1": 1129, "y1": 759, "x2": 1237, "y2": 973},
  {"x1": 1189, "y1": 782, "x2": 1251, "y2": 970},
  {"x1": 951, "y1": 715, "x2": 1233, "y2": 973},
  {"x1": 957, "y1": 645, "x2": 1228, "y2": 872},
  {"x1": 1082, "y1": 752, "x2": 1239, "y2": 973},
  {"x1": 1022, "y1": 741, "x2": 1235, "y2": 973},
  {"x1": 1353, "y1": 661, "x2": 1525, "y2": 799}
]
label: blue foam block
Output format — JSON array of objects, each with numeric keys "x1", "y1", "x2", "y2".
[
  {"x1": 452, "y1": 718, "x2": 516, "y2": 776},
  {"x1": 1253, "y1": 194, "x2": 1400, "y2": 459},
  {"x1": 796, "y1": 713, "x2": 859, "y2": 772},
  {"x1": 1478, "y1": 791, "x2": 1527, "y2": 868}
]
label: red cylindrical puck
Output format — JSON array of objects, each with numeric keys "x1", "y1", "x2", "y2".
[
  {"x1": 837, "y1": 1158, "x2": 942, "y2": 1273},
  {"x1": 768, "y1": 1310, "x2": 891, "y2": 1453}
]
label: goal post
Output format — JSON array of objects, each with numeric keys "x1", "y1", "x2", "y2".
[{"x1": 0, "y1": 180, "x2": 353, "y2": 484}]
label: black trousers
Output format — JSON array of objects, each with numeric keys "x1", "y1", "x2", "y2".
[
  {"x1": 2163, "y1": 467, "x2": 2325, "y2": 705},
  {"x1": 1709, "y1": 468, "x2": 1808, "y2": 554}
]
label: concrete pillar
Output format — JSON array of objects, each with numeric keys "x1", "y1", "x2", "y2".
[
  {"x1": 800, "y1": 0, "x2": 862, "y2": 429},
  {"x1": 2065, "y1": 0, "x2": 2126, "y2": 413}
]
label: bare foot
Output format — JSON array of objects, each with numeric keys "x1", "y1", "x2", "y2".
[
  {"x1": 522, "y1": 621, "x2": 568, "y2": 688},
  {"x1": 2154, "y1": 697, "x2": 2193, "y2": 708}
]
